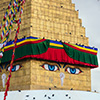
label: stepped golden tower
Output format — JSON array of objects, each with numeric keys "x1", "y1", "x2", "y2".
[{"x1": 0, "y1": 0, "x2": 97, "y2": 92}]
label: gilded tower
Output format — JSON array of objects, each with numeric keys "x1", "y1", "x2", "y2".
[
  {"x1": 0, "y1": 0, "x2": 89, "y2": 45},
  {"x1": 0, "y1": 0, "x2": 97, "y2": 92}
]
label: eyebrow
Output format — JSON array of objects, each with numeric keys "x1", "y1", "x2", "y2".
[
  {"x1": 4, "y1": 63, "x2": 9, "y2": 69},
  {"x1": 57, "y1": 63, "x2": 61, "y2": 68},
  {"x1": 0, "y1": 65, "x2": 3, "y2": 69},
  {"x1": 63, "y1": 64, "x2": 67, "y2": 68}
]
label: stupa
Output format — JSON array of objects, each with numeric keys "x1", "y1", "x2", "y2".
[{"x1": 0, "y1": 0, "x2": 99, "y2": 100}]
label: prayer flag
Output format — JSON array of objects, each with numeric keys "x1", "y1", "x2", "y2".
[
  {"x1": 0, "y1": 23, "x2": 2, "y2": 29},
  {"x1": 6, "y1": 31, "x2": 9, "y2": 37},
  {"x1": 1, "y1": 30, "x2": 4, "y2": 40},
  {"x1": 6, "y1": 20, "x2": 8, "y2": 27}
]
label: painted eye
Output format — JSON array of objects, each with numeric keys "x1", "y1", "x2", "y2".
[
  {"x1": 65, "y1": 67, "x2": 82, "y2": 74},
  {"x1": 7, "y1": 65, "x2": 22, "y2": 72},
  {"x1": 41, "y1": 64, "x2": 59, "y2": 71}
]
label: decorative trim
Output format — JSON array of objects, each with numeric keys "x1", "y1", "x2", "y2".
[{"x1": 0, "y1": 36, "x2": 98, "y2": 68}]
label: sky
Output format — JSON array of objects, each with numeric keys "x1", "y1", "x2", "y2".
[{"x1": 72, "y1": 0, "x2": 100, "y2": 92}]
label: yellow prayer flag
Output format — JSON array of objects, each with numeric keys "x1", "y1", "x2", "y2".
[{"x1": 3, "y1": 28, "x2": 6, "y2": 33}]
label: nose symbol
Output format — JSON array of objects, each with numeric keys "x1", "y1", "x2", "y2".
[
  {"x1": 1, "y1": 73, "x2": 6, "y2": 88},
  {"x1": 60, "y1": 72, "x2": 65, "y2": 86}
]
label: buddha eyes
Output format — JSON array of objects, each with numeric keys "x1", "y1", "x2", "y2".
[
  {"x1": 65, "y1": 67, "x2": 82, "y2": 74},
  {"x1": 41, "y1": 64, "x2": 59, "y2": 71},
  {"x1": 41, "y1": 64, "x2": 82, "y2": 74},
  {"x1": 7, "y1": 65, "x2": 22, "y2": 72}
]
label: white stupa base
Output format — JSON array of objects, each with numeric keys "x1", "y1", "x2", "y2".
[{"x1": 0, "y1": 90, "x2": 100, "y2": 100}]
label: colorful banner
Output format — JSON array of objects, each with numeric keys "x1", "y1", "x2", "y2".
[{"x1": 1, "y1": 36, "x2": 98, "y2": 68}]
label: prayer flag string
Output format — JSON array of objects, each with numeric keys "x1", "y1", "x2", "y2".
[
  {"x1": 1, "y1": 0, "x2": 25, "y2": 100},
  {"x1": 0, "y1": 0, "x2": 24, "y2": 59}
]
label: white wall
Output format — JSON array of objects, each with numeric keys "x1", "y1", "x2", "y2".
[{"x1": 0, "y1": 90, "x2": 100, "y2": 100}]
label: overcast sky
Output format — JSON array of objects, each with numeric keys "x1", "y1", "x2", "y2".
[{"x1": 72, "y1": 0, "x2": 100, "y2": 92}]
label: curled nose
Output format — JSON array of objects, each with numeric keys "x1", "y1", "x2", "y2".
[
  {"x1": 1, "y1": 73, "x2": 6, "y2": 88},
  {"x1": 60, "y1": 72, "x2": 65, "y2": 86}
]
